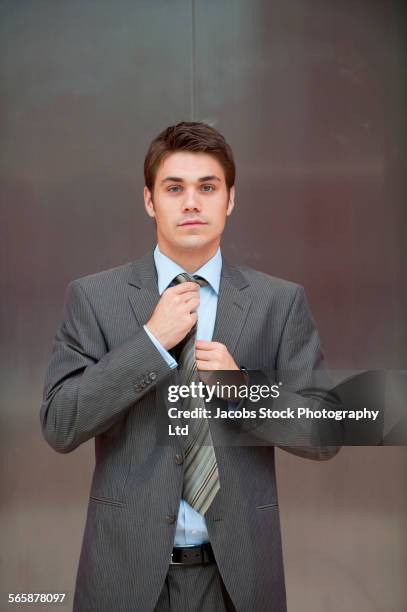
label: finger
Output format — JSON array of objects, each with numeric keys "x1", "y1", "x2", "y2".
[
  {"x1": 183, "y1": 297, "x2": 199, "y2": 312},
  {"x1": 195, "y1": 340, "x2": 219, "y2": 350},
  {"x1": 196, "y1": 360, "x2": 216, "y2": 371},
  {"x1": 183, "y1": 292, "x2": 201, "y2": 304},
  {"x1": 170, "y1": 282, "x2": 200, "y2": 294},
  {"x1": 195, "y1": 349, "x2": 214, "y2": 361},
  {"x1": 172, "y1": 290, "x2": 200, "y2": 303},
  {"x1": 196, "y1": 340, "x2": 215, "y2": 351}
]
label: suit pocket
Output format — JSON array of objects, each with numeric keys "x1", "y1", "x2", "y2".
[
  {"x1": 256, "y1": 502, "x2": 279, "y2": 511},
  {"x1": 89, "y1": 495, "x2": 125, "y2": 508}
]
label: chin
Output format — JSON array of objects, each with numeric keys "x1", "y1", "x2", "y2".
[{"x1": 178, "y1": 236, "x2": 210, "y2": 249}]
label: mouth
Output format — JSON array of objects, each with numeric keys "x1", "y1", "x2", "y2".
[{"x1": 178, "y1": 220, "x2": 207, "y2": 227}]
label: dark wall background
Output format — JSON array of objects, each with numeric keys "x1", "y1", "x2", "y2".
[{"x1": 1, "y1": 1, "x2": 406, "y2": 611}]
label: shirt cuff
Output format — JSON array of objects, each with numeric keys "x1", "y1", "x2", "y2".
[{"x1": 143, "y1": 325, "x2": 178, "y2": 369}]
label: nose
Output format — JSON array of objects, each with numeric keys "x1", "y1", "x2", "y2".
[{"x1": 182, "y1": 189, "x2": 202, "y2": 213}]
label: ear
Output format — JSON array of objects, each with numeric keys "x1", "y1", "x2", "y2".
[
  {"x1": 226, "y1": 185, "x2": 235, "y2": 216},
  {"x1": 144, "y1": 186, "x2": 155, "y2": 218}
]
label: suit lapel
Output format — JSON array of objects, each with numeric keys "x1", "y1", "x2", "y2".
[
  {"x1": 127, "y1": 250, "x2": 160, "y2": 327},
  {"x1": 212, "y1": 260, "x2": 252, "y2": 358}
]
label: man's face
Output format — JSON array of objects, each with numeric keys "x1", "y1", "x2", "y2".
[{"x1": 144, "y1": 151, "x2": 235, "y2": 258}]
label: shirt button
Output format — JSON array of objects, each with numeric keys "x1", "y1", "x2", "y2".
[
  {"x1": 174, "y1": 454, "x2": 184, "y2": 465},
  {"x1": 166, "y1": 514, "x2": 176, "y2": 524}
]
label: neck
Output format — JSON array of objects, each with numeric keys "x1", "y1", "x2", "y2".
[{"x1": 157, "y1": 242, "x2": 219, "y2": 273}]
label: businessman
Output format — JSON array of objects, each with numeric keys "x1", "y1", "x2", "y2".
[{"x1": 41, "y1": 121, "x2": 340, "y2": 611}]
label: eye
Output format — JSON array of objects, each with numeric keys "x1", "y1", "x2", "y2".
[
  {"x1": 201, "y1": 184, "x2": 215, "y2": 192},
  {"x1": 168, "y1": 185, "x2": 182, "y2": 193}
]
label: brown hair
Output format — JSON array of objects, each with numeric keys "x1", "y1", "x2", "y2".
[{"x1": 144, "y1": 121, "x2": 235, "y2": 192}]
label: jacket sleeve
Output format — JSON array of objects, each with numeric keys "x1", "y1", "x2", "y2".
[
  {"x1": 40, "y1": 280, "x2": 173, "y2": 454},
  {"x1": 236, "y1": 285, "x2": 343, "y2": 460}
]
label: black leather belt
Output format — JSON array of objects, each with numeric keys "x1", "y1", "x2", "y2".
[{"x1": 170, "y1": 543, "x2": 215, "y2": 566}]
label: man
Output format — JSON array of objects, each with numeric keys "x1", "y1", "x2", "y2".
[{"x1": 40, "y1": 122, "x2": 340, "y2": 612}]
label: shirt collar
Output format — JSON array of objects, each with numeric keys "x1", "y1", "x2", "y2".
[{"x1": 153, "y1": 245, "x2": 222, "y2": 295}]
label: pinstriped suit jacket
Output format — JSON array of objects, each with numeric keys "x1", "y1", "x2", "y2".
[{"x1": 40, "y1": 250, "x2": 339, "y2": 612}]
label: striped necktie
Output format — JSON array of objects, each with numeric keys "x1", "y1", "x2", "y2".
[{"x1": 172, "y1": 272, "x2": 220, "y2": 515}]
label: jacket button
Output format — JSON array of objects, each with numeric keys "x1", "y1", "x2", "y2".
[
  {"x1": 166, "y1": 514, "x2": 176, "y2": 524},
  {"x1": 174, "y1": 453, "x2": 184, "y2": 465},
  {"x1": 149, "y1": 372, "x2": 157, "y2": 381}
]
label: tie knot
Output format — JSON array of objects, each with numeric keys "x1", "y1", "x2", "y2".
[{"x1": 173, "y1": 273, "x2": 208, "y2": 288}]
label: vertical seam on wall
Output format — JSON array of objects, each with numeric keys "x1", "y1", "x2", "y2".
[{"x1": 190, "y1": 0, "x2": 196, "y2": 120}]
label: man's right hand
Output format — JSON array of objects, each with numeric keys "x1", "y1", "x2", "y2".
[{"x1": 145, "y1": 282, "x2": 200, "y2": 350}]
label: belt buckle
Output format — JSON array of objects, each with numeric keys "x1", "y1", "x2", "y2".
[
  {"x1": 170, "y1": 551, "x2": 184, "y2": 565},
  {"x1": 170, "y1": 546, "x2": 206, "y2": 565}
]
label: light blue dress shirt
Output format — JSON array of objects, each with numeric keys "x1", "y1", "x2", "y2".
[{"x1": 143, "y1": 244, "x2": 222, "y2": 547}]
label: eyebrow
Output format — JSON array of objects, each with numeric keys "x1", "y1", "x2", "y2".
[{"x1": 160, "y1": 175, "x2": 222, "y2": 185}]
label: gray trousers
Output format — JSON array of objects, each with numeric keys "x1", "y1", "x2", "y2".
[{"x1": 154, "y1": 563, "x2": 236, "y2": 612}]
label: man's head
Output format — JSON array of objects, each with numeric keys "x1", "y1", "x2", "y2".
[
  {"x1": 143, "y1": 122, "x2": 236, "y2": 265},
  {"x1": 144, "y1": 121, "x2": 235, "y2": 194}
]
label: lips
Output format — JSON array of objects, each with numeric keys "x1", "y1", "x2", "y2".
[{"x1": 179, "y1": 220, "x2": 207, "y2": 226}]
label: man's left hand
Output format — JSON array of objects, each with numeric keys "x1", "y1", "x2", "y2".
[{"x1": 195, "y1": 341, "x2": 239, "y2": 370}]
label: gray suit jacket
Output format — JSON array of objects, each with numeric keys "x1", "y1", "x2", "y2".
[{"x1": 40, "y1": 250, "x2": 339, "y2": 612}]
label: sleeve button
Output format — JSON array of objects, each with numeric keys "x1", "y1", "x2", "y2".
[
  {"x1": 149, "y1": 372, "x2": 157, "y2": 381},
  {"x1": 165, "y1": 514, "x2": 176, "y2": 524}
]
